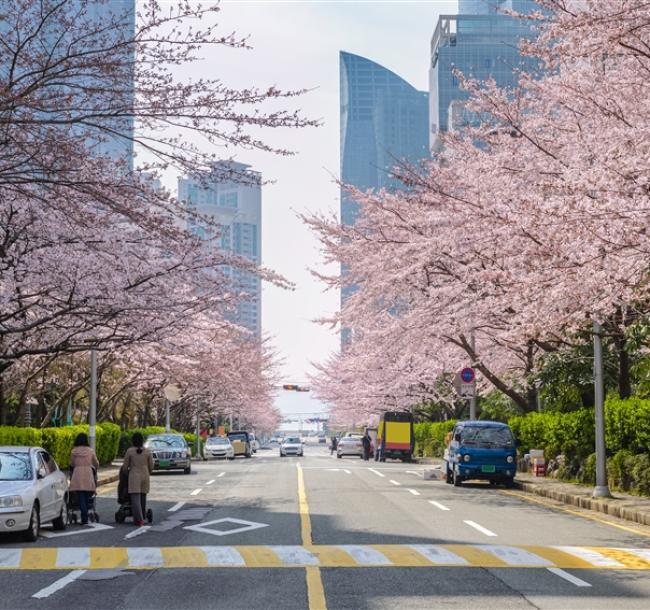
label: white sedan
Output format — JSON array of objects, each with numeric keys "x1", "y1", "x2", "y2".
[
  {"x1": 204, "y1": 436, "x2": 235, "y2": 460},
  {"x1": 0, "y1": 446, "x2": 69, "y2": 541},
  {"x1": 280, "y1": 437, "x2": 304, "y2": 457}
]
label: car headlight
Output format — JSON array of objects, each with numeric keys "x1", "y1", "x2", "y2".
[
  {"x1": 0, "y1": 496, "x2": 23, "y2": 509},
  {"x1": 507, "y1": 455, "x2": 514, "y2": 463},
  {"x1": 463, "y1": 454, "x2": 471, "y2": 462},
  {"x1": 179, "y1": 451, "x2": 187, "y2": 458}
]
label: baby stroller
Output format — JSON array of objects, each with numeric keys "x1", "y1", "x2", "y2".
[
  {"x1": 114, "y1": 468, "x2": 153, "y2": 524},
  {"x1": 67, "y1": 468, "x2": 99, "y2": 524}
]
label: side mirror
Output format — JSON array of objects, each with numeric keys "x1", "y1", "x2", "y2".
[
  {"x1": 37, "y1": 467, "x2": 47, "y2": 479},
  {"x1": 454, "y1": 433, "x2": 462, "y2": 443}
]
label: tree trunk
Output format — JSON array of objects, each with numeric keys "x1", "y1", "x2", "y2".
[
  {"x1": 612, "y1": 308, "x2": 631, "y2": 399},
  {"x1": 0, "y1": 373, "x2": 6, "y2": 426}
]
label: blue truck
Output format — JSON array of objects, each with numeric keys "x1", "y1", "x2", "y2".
[{"x1": 444, "y1": 420, "x2": 517, "y2": 487}]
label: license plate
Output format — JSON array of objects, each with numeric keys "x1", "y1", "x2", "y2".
[
  {"x1": 159, "y1": 459, "x2": 170, "y2": 467},
  {"x1": 481, "y1": 465, "x2": 496, "y2": 473}
]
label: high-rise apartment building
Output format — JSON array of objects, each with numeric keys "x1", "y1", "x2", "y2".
[
  {"x1": 429, "y1": 0, "x2": 539, "y2": 147},
  {"x1": 339, "y1": 52, "x2": 429, "y2": 340},
  {"x1": 178, "y1": 162, "x2": 262, "y2": 337}
]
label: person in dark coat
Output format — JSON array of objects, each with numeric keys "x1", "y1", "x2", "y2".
[
  {"x1": 69, "y1": 433, "x2": 99, "y2": 524},
  {"x1": 330, "y1": 436, "x2": 338, "y2": 455},
  {"x1": 362, "y1": 433, "x2": 371, "y2": 461},
  {"x1": 121, "y1": 432, "x2": 154, "y2": 526}
]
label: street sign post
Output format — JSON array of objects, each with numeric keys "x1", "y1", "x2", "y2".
[{"x1": 453, "y1": 368, "x2": 476, "y2": 398}]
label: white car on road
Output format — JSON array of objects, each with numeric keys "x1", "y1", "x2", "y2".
[
  {"x1": 204, "y1": 436, "x2": 235, "y2": 460},
  {"x1": 280, "y1": 437, "x2": 304, "y2": 457},
  {"x1": 0, "y1": 446, "x2": 69, "y2": 541}
]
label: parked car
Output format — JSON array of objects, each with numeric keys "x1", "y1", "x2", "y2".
[
  {"x1": 280, "y1": 437, "x2": 303, "y2": 457},
  {"x1": 204, "y1": 436, "x2": 235, "y2": 460},
  {"x1": 249, "y1": 433, "x2": 259, "y2": 453},
  {"x1": 227, "y1": 431, "x2": 253, "y2": 458},
  {"x1": 0, "y1": 446, "x2": 69, "y2": 541},
  {"x1": 337, "y1": 436, "x2": 363, "y2": 459},
  {"x1": 318, "y1": 436, "x2": 327, "y2": 444},
  {"x1": 444, "y1": 420, "x2": 517, "y2": 487},
  {"x1": 145, "y1": 434, "x2": 192, "y2": 474}
]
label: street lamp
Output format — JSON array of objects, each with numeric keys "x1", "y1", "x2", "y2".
[{"x1": 163, "y1": 384, "x2": 181, "y2": 432}]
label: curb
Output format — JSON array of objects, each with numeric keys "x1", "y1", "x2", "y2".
[
  {"x1": 514, "y1": 479, "x2": 650, "y2": 527},
  {"x1": 96, "y1": 473, "x2": 120, "y2": 487}
]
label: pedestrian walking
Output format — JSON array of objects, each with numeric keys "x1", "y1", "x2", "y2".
[
  {"x1": 122, "y1": 432, "x2": 154, "y2": 526},
  {"x1": 330, "y1": 436, "x2": 338, "y2": 456},
  {"x1": 362, "y1": 432, "x2": 371, "y2": 461},
  {"x1": 69, "y1": 432, "x2": 99, "y2": 525}
]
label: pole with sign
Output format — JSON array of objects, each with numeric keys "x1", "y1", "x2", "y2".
[{"x1": 453, "y1": 367, "x2": 476, "y2": 418}]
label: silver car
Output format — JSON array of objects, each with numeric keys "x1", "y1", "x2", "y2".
[
  {"x1": 0, "y1": 446, "x2": 69, "y2": 541},
  {"x1": 337, "y1": 436, "x2": 364, "y2": 458},
  {"x1": 204, "y1": 436, "x2": 235, "y2": 460},
  {"x1": 280, "y1": 437, "x2": 303, "y2": 457},
  {"x1": 145, "y1": 434, "x2": 192, "y2": 474}
]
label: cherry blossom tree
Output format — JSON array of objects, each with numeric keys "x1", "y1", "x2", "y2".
[{"x1": 308, "y1": 0, "x2": 650, "y2": 422}]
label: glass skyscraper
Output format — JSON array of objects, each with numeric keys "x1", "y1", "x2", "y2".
[
  {"x1": 178, "y1": 162, "x2": 262, "y2": 337},
  {"x1": 429, "y1": 0, "x2": 539, "y2": 147},
  {"x1": 339, "y1": 52, "x2": 429, "y2": 337}
]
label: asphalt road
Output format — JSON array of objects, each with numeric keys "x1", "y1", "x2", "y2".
[{"x1": 1, "y1": 444, "x2": 650, "y2": 610}]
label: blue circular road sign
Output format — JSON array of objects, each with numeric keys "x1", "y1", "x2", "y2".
[{"x1": 460, "y1": 367, "x2": 475, "y2": 383}]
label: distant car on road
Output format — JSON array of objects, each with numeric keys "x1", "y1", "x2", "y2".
[
  {"x1": 280, "y1": 437, "x2": 303, "y2": 457},
  {"x1": 318, "y1": 436, "x2": 327, "y2": 444},
  {"x1": 227, "y1": 431, "x2": 253, "y2": 458},
  {"x1": 204, "y1": 436, "x2": 235, "y2": 460},
  {"x1": 145, "y1": 434, "x2": 192, "y2": 474},
  {"x1": 337, "y1": 436, "x2": 363, "y2": 459},
  {"x1": 0, "y1": 447, "x2": 69, "y2": 541}
]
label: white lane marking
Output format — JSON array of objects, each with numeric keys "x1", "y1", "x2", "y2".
[
  {"x1": 343, "y1": 469, "x2": 351, "y2": 474},
  {"x1": 32, "y1": 570, "x2": 87, "y2": 599},
  {"x1": 124, "y1": 526, "x2": 150, "y2": 540},
  {"x1": 406, "y1": 470, "x2": 424, "y2": 478},
  {"x1": 217, "y1": 472, "x2": 225, "y2": 478},
  {"x1": 168, "y1": 501, "x2": 186, "y2": 512},
  {"x1": 547, "y1": 567, "x2": 592, "y2": 587},
  {"x1": 0, "y1": 549, "x2": 22, "y2": 568},
  {"x1": 40, "y1": 522, "x2": 113, "y2": 538},
  {"x1": 389, "y1": 480, "x2": 401, "y2": 486},
  {"x1": 407, "y1": 488, "x2": 420, "y2": 496},
  {"x1": 184, "y1": 517, "x2": 269, "y2": 537},
  {"x1": 201, "y1": 546, "x2": 245, "y2": 566},
  {"x1": 338, "y1": 545, "x2": 392, "y2": 565},
  {"x1": 368, "y1": 468, "x2": 385, "y2": 478},
  {"x1": 55, "y1": 548, "x2": 90, "y2": 568},
  {"x1": 464, "y1": 520, "x2": 497, "y2": 537},
  {"x1": 554, "y1": 546, "x2": 623, "y2": 567},
  {"x1": 269, "y1": 546, "x2": 319, "y2": 566},
  {"x1": 127, "y1": 547, "x2": 163, "y2": 568},
  {"x1": 479, "y1": 545, "x2": 551, "y2": 566},
  {"x1": 428, "y1": 500, "x2": 450, "y2": 511},
  {"x1": 190, "y1": 488, "x2": 202, "y2": 496},
  {"x1": 409, "y1": 545, "x2": 468, "y2": 565},
  {"x1": 205, "y1": 479, "x2": 215, "y2": 485}
]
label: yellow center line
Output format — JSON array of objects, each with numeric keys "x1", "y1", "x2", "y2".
[
  {"x1": 500, "y1": 489, "x2": 650, "y2": 540},
  {"x1": 297, "y1": 463, "x2": 328, "y2": 610}
]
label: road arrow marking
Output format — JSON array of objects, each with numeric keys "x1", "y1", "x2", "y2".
[
  {"x1": 547, "y1": 567, "x2": 591, "y2": 587},
  {"x1": 32, "y1": 570, "x2": 86, "y2": 598},
  {"x1": 40, "y1": 522, "x2": 113, "y2": 539}
]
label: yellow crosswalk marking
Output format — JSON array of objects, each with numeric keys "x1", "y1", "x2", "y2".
[{"x1": 236, "y1": 546, "x2": 283, "y2": 567}]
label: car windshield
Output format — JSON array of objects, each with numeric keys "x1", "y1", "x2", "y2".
[
  {"x1": 0, "y1": 452, "x2": 33, "y2": 481},
  {"x1": 229, "y1": 434, "x2": 247, "y2": 442},
  {"x1": 146, "y1": 436, "x2": 186, "y2": 449},
  {"x1": 284, "y1": 437, "x2": 300, "y2": 444},
  {"x1": 208, "y1": 437, "x2": 229, "y2": 445},
  {"x1": 461, "y1": 427, "x2": 514, "y2": 448}
]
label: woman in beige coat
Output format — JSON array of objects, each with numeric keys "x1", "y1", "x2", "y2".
[
  {"x1": 69, "y1": 433, "x2": 100, "y2": 525},
  {"x1": 122, "y1": 432, "x2": 154, "y2": 526}
]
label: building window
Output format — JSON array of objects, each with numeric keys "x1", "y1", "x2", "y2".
[{"x1": 218, "y1": 192, "x2": 238, "y2": 208}]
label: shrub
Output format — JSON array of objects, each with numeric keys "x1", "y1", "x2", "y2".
[{"x1": 414, "y1": 420, "x2": 455, "y2": 458}]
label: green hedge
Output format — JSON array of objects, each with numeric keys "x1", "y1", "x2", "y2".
[
  {"x1": 0, "y1": 424, "x2": 120, "y2": 469},
  {"x1": 414, "y1": 420, "x2": 456, "y2": 458}
]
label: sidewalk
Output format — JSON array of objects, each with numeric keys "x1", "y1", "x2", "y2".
[
  {"x1": 515, "y1": 471, "x2": 650, "y2": 527},
  {"x1": 96, "y1": 462, "x2": 121, "y2": 487}
]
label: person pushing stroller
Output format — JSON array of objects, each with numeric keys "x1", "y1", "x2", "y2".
[{"x1": 120, "y1": 432, "x2": 154, "y2": 526}]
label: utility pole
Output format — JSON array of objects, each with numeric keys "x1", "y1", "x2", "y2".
[
  {"x1": 89, "y1": 349, "x2": 97, "y2": 451},
  {"x1": 469, "y1": 331, "x2": 477, "y2": 420},
  {"x1": 165, "y1": 399, "x2": 171, "y2": 432},
  {"x1": 592, "y1": 320, "x2": 611, "y2": 498}
]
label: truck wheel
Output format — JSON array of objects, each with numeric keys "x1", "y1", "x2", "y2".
[
  {"x1": 445, "y1": 466, "x2": 453, "y2": 485},
  {"x1": 453, "y1": 469, "x2": 462, "y2": 487}
]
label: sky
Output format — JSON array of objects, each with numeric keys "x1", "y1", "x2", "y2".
[{"x1": 162, "y1": 0, "x2": 458, "y2": 418}]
